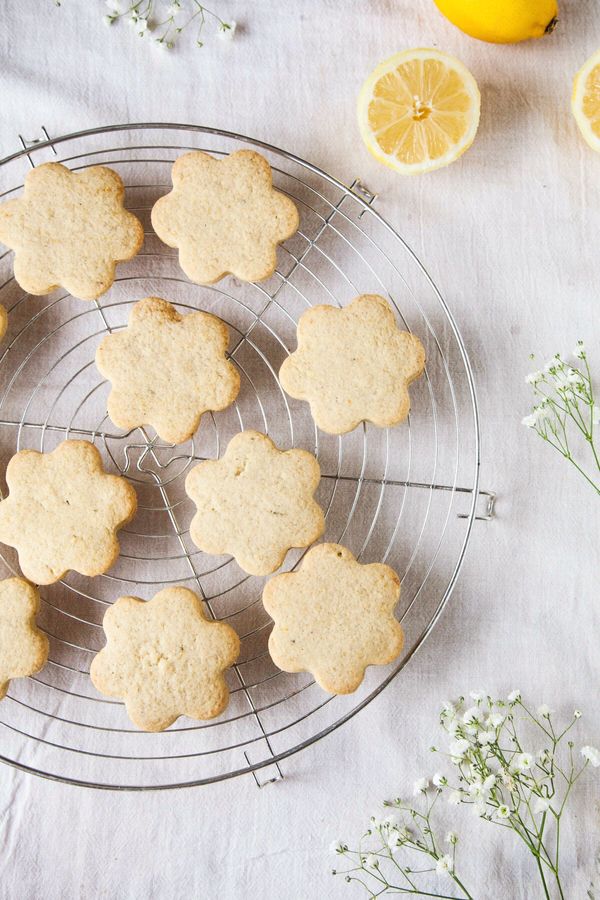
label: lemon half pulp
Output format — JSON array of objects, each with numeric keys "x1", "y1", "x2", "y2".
[
  {"x1": 357, "y1": 49, "x2": 481, "y2": 175},
  {"x1": 572, "y1": 49, "x2": 600, "y2": 153}
]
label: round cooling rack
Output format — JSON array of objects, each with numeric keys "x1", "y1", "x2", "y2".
[{"x1": 0, "y1": 124, "x2": 489, "y2": 790}]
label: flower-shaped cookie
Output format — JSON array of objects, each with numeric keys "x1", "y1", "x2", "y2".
[
  {"x1": 151, "y1": 150, "x2": 299, "y2": 284},
  {"x1": 0, "y1": 440, "x2": 137, "y2": 585},
  {"x1": 185, "y1": 430, "x2": 324, "y2": 576},
  {"x1": 96, "y1": 297, "x2": 240, "y2": 444},
  {"x1": 0, "y1": 162, "x2": 144, "y2": 300},
  {"x1": 279, "y1": 294, "x2": 426, "y2": 434},
  {"x1": 0, "y1": 577, "x2": 49, "y2": 699},
  {"x1": 0, "y1": 305, "x2": 6, "y2": 341},
  {"x1": 263, "y1": 543, "x2": 403, "y2": 694},
  {"x1": 90, "y1": 587, "x2": 240, "y2": 731}
]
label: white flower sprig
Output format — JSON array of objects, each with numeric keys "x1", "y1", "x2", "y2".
[
  {"x1": 523, "y1": 342, "x2": 599, "y2": 495},
  {"x1": 61, "y1": 1, "x2": 236, "y2": 51},
  {"x1": 332, "y1": 692, "x2": 598, "y2": 899}
]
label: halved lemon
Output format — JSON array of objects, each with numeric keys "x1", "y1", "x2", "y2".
[
  {"x1": 572, "y1": 49, "x2": 600, "y2": 153},
  {"x1": 357, "y1": 49, "x2": 481, "y2": 175}
]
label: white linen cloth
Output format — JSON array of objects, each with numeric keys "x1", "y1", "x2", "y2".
[{"x1": 0, "y1": 1, "x2": 599, "y2": 897}]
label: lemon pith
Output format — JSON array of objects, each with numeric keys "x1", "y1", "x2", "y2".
[
  {"x1": 572, "y1": 49, "x2": 600, "y2": 153},
  {"x1": 432, "y1": 0, "x2": 558, "y2": 44},
  {"x1": 357, "y1": 49, "x2": 481, "y2": 175}
]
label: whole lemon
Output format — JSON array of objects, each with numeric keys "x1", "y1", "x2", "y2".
[{"x1": 433, "y1": 0, "x2": 559, "y2": 43}]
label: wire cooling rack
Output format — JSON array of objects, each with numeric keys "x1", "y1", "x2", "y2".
[{"x1": 0, "y1": 124, "x2": 492, "y2": 790}]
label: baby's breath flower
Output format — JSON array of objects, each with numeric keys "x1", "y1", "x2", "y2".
[
  {"x1": 217, "y1": 19, "x2": 236, "y2": 39},
  {"x1": 487, "y1": 712, "x2": 504, "y2": 728},
  {"x1": 525, "y1": 345, "x2": 599, "y2": 493},
  {"x1": 388, "y1": 827, "x2": 410, "y2": 850},
  {"x1": 525, "y1": 370, "x2": 543, "y2": 384},
  {"x1": 582, "y1": 746, "x2": 600, "y2": 767},
  {"x1": 382, "y1": 813, "x2": 400, "y2": 828},
  {"x1": 537, "y1": 704, "x2": 552, "y2": 718},
  {"x1": 462, "y1": 706, "x2": 483, "y2": 727},
  {"x1": 330, "y1": 840, "x2": 346, "y2": 854},
  {"x1": 413, "y1": 777, "x2": 429, "y2": 795},
  {"x1": 574, "y1": 710, "x2": 582, "y2": 719},
  {"x1": 469, "y1": 689, "x2": 488, "y2": 702},
  {"x1": 515, "y1": 752, "x2": 534, "y2": 771},
  {"x1": 468, "y1": 774, "x2": 496, "y2": 803},
  {"x1": 435, "y1": 854, "x2": 454, "y2": 876},
  {"x1": 449, "y1": 739, "x2": 470, "y2": 760},
  {"x1": 334, "y1": 693, "x2": 599, "y2": 900},
  {"x1": 83, "y1": 2, "x2": 237, "y2": 53},
  {"x1": 566, "y1": 368, "x2": 584, "y2": 385}
]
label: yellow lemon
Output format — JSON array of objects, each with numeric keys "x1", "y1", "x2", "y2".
[
  {"x1": 572, "y1": 49, "x2": 600, "y2": 153},
  {"x1": 433, "y1": 0, "x2": 558, "y2": 44},
  {"x1": 357, "y1": 49, "x2": 480, "y2": 175}
]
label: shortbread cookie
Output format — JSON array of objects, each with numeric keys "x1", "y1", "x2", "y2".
[
  {"x1": 0, "y1": 162, "x2": 143, "y2": 300},
  {"x1": 0, "y1": 577, "x2": 49, "y2": 699},
  {"x1": 90, "y1": 587, "x2": 240, "y2": 731},
  {"x1": 0, "y1": 305, "x2": 6, "y2": 341},
  {"x1": 96, "y1": 297, "x2": 240, "y2": 444},
  {"x1": 279, "y1": 294, "x2": 426, "y2": 434},
  {"x1": 263, "y1": 543, "x2": 403, "y2": 694},
  {"x1": 0, "y1": 440, "x2": 137, "y2": 585},
  {"x1": 185, "y1": 430, "x2": 324, "y2": 576},
  {"x1": 151, "y1": 150, "x2": 299, "y2": 284}
]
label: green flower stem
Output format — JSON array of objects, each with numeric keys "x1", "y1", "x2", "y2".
[{"x1": 535, "y1": 430, "x2": 600, "y2": 494}]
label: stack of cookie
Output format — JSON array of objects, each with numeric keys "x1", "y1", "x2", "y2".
[{"x1": 0, "y1": 151, "x2": 425, "y2": 731}]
